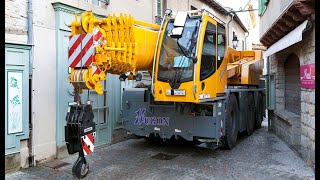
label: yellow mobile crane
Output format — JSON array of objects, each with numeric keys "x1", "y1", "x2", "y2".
[{"x1": 65, "y1": 9, "x2": 264, "y2": 179}]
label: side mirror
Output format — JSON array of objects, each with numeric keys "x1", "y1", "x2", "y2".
[
  {"x1": 191, "y1": 56, "x2": 198, "y2": 63},
  {"x1": 170, "y1": 11, "x2": 188, "y2": 38}
]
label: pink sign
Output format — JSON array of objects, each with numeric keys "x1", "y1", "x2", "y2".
[{"x1": 300, "y1": 64, "x2": 315, "y2": 88}]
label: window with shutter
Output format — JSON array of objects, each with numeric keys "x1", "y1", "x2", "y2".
[{"x1": 258, "y1": 0, "x2": 269, "y2": 16}]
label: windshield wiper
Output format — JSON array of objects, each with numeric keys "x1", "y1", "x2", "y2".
[{"x1": 171, "y1": 20, "x2": 200, "y2": 88}]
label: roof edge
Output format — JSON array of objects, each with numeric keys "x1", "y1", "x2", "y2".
[{"x1": 200, "y1": 0, "x2": 248, "y2": 32}]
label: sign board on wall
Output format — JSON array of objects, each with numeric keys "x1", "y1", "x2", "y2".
[
  {"x1": 7, "y1": 72, "x2": 23, "y2": 134},
  {"x1": 300, "y1": 64, "x2": 315, "y2": 89}
]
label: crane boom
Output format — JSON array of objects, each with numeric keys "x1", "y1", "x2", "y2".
[{"x1": 68, "y1": 11, "x2": 159, "y2": 94}]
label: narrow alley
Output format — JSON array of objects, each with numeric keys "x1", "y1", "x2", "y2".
[{"x1": 6, "y1": 121, "x2": 315, "y2": 180}]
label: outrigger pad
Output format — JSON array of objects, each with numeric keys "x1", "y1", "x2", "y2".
[{"x1": 65, "y1": 104, "x2": 96, "y2": 155}]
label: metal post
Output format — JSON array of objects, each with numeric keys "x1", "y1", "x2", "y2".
[
  {"x1": 266, "y1": 56, "x2": 271, "y2": 131},
  {"x1": 27, "y1": 0, "x2": 35, "y2": 167}
]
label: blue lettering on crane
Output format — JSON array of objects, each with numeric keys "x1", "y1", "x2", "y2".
[{"x1": 134, "y1": 108, "x2": 170, "y2": 126}]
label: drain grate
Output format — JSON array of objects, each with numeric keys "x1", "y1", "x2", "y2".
[
  {"x1": 152, "y1": 153, "x2": 178, "y2": 160},
  {"x1": 43, "y1": 160, "x2": 70, "y2": 170}
]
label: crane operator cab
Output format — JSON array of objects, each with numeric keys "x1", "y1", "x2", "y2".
[{"x1": 153, "y1": 9, "x2": 229, "y2": 103}]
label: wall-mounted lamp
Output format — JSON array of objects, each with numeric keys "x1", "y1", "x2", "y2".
[{"x1": 232, "y1": 35, "x2": 239, "y2": 49}]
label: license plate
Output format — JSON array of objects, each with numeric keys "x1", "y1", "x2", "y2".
[{"x1": 173, "y1": 89, "x2": 185, "y2": 96}]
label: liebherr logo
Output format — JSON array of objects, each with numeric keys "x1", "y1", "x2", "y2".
[{"x1": 134, "y1": 108, "x2": 170, "y2": 126}]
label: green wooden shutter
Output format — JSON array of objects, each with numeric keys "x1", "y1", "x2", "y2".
[
  {"x1": 5, "y1": 43, "x2": 31, "y2": 155},
  {"x1": 258, "y1": 0, "x2": 269, "y2": 16}
]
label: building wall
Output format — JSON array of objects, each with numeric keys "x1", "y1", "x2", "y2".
[
  {"x1": 5, "y1": 0, "x2": 30, "y2": 172},
  {"x1": 32, "y1": 0, "x2": 56, "y2": 163},
  {"x1": 259, "y1": 0, "x2": 293, "y2": 38},
  {"x1": 5, "y1": 0, "x2": 28, "y2": 43},
  {"x1": 268, "y1": 25, "x2": 315, "y2": 169}
]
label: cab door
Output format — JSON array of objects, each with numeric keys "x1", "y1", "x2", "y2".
[{"x1": 197, "y1": 16, "x2": 227, "y2": 100}]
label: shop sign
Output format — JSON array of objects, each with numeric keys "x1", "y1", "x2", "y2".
[{"x1": 300, "y1": 64, "x2": 315, "y2": 88}]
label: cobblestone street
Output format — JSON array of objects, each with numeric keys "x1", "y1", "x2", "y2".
[{"x1": 6, "y1": 121, "x2": 315, "y2": 180}]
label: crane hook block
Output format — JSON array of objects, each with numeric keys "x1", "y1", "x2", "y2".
[{"x1": 65, "y1": 103, "x2": 96, "y2": 156}]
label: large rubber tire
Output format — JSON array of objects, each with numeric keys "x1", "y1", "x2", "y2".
[
  {"x1": 223, "y1": 93, "x2": 239, "y2": 149},
  {"x1": 255, "y1": 92, "x2": 263, "y2": 129},
  {"x1": 246, "y1": 93, "x2": 255, "y2": 135}
]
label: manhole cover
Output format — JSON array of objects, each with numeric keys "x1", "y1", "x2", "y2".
[
  {"x1": 43, "y1": 160, "x2": 70, "y2": 170},
  {"x1": 152, "y1": 153, "x2": 178, "y2": 160}
]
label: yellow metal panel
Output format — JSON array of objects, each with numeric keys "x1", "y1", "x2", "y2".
[
  {"x1": 154, "y1": 81, "x2": 197, "y2": 102},
  {"x1": 196, "y1": 15, "x2": 227, "y2": 101},
  {"x1": 133, "y1": 26, "x2": 158, "y2": 71},
  {"x1": 134, "y1": 20, "x2": 160, "y2": 30}
]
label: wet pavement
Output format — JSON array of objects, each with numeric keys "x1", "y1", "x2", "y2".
[{"x1": 6, "y1": 121, "x2": 315, "y2": 180}]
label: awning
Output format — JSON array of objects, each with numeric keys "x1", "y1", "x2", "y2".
[{"x1": 263, "y1": 20, "x2": 308, "y2": 58}]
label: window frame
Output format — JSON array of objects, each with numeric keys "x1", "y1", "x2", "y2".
[
  {"x1": 200, "y1": 21, "x2": 217, "y2": 81},
  {"x1": 87, "y1": 0, "x2": 101, "y2": 7},
  {"x1": 217, "y1": 23, "x2": 226, "y2": 70}
]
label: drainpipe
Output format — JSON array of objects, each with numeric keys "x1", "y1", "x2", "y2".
[
  {"x1": 227, "y1": 12, "x2": 234, "y2": 47},
  {"x1": 244, "y1": 31, "x2": 249, "y2": 50},
  {"x1": 266, "y1": 55, "x2": 271, "y2": 131},
  {"x1": 27, "y1": 0, "x2": 36, "y2": 167}
]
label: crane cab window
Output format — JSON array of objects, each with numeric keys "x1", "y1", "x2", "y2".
[
  {"x1": 157, "y1": 17, "x2": 201, "y2": 83},
  {"x1": 217, "y1": 23, "x2": 226, "y2": 69},
  {"x1": 200, "y1": 22, "x2": 217, "y2": 81}
]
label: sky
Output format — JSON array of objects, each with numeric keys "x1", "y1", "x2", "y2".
[{"x1": 215, "y1": 0, "x2": 260, "y2": 43}]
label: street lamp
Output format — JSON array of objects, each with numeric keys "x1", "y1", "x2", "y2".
[{"x1": 232, "y1": 35, "x2": 239, "y2": 49}]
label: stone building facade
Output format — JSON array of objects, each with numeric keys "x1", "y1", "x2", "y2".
[{"x1": 259, "y1": 0, "x2": 315, "y2": 169}]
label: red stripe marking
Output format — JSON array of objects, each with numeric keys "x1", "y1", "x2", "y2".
[
  {"x1": 94, "y1": 31, "x2": 102, "y2": 41},
  {"x1": 94, "y1": 68, "x2": 101, "y2": 75},
  {"x1": 91, "y1": 54, "x2": 100, "y2": 74},
  {"x1": 68, "y1": 35, "x2": 82, "y2": 58},
  {"x1": 83, "y1": 55, "x2": 93, "y2": 67},
  {"x1": 87, "y1": 133, "x2": 94, "y2": 143},
  {"x1": 69, "y1": 35, "x2": 73, "y2": 40},
  {"x1": 81, "y1": 138, "x2": 92, "y2": 155},
  {"x1": 69, "y1": 36, "x2": 94, "y2": 67}
]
